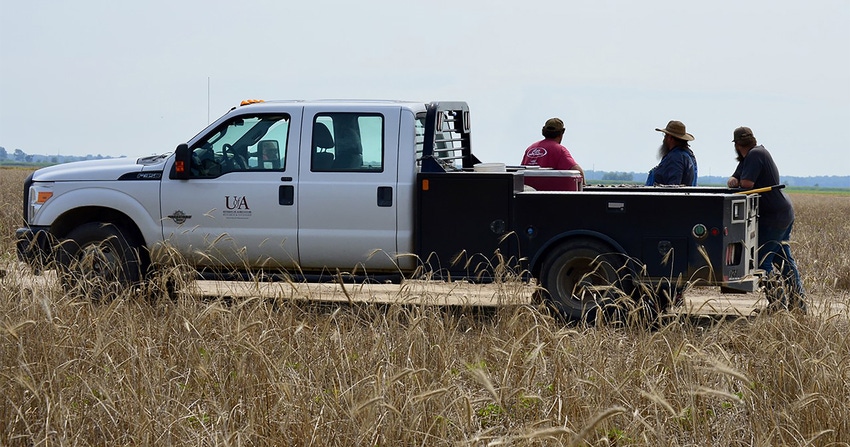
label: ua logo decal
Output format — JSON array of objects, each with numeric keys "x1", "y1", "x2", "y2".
[{"x1": 226, "y1": 196, "x2": 250, "y2": 210}]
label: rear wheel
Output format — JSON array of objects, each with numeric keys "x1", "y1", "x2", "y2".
[
  {"x1": 539, "y1": 238, "x2": 627, "y2": 324},
  {"x1": 56, "y1": 222, "x2": 142, "y2": 300}
]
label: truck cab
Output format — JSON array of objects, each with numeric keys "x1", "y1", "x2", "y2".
[{"x1": 161, "y1": 100, "x2": 425, "y2": 274}]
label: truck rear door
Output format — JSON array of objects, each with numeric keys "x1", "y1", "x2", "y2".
[{"x1": 296, "y1": 105, "x2": 400, "y2": 271}]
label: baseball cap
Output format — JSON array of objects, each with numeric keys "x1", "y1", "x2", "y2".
[
  {"x1": 732, "y1": 126, "x2": 754, "y2": 142},
  {"x1": 543, "y1": 118, "x2": 565, "y2": 132}
]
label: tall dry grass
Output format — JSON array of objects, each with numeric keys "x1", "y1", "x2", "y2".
[
  {"x1": 0, "y1": 168, "x2": 29, "y2": 266},
  {"x1": 2, "y1": 167, "x2": 849, "y2": 446},
  {"x1": 793, "y1": 193, "x2": 850, "y2": 293}
]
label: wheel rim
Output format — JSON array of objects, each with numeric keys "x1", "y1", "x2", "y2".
[
  {"x1": 553, "y1": 256, "x2": 616, "y2": 313},
  {"x1": 68, "y1": 241, "x2": 128, "y2": 298},
  {"x1": 78, "y1": 243, "x2": 121, "y2": 278}
]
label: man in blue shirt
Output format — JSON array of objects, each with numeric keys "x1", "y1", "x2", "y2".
[
  {"x1": 645, "y1": 120, "x2": 698, "y2": 186},
  {"x1": 727, "y1": 126, "x2": 805, "y2": 312}
]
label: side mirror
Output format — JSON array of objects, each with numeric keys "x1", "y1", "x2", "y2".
[
  {"x1": 258, "y1": 140, "x2": 280, "y2": 164},
  {"x1": 170, "y1": 143, "x2": 192, "y2": 180},
  {"x1": 247, "y1": 140, "x2": 282, "y2": 169}
]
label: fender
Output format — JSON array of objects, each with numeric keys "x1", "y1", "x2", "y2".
[
  {"x1": 34, "y1": 185, "x2": 163, "y2": 248},
  {"x1": 529, "y1": 229, "x2": 628, "y2": 274}
]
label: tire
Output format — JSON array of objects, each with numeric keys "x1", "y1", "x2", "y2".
[
  {"x1": 55, "y1": 222, "x2": 142, "y2": 300},
  {"x1": 538, "y1": 238, "x2": 627, "y2": 324}
]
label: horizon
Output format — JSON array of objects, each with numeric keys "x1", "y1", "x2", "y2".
[
  {"x1": 2, "y1": 148, "x2": 848, "y2": 188},
  {"x1": 2, "y1": 139, "x2": 848, "y2": 180}
]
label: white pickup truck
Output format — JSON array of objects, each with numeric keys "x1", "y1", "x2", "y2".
[{"x1": 16, "y1": 99, "x2": 760, "y2": 322}]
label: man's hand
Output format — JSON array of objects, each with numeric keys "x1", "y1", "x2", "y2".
[{"x1": 727, "y1": 177, "x2": 739, "y2": 188}]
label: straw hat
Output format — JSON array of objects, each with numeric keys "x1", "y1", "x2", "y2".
[{"x1": 656, "y1": 120, "x2": 695, "y2": 141}]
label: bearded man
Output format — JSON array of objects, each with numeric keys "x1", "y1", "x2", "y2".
[
  {"x1": 727, "y1": 126, "x2": 805, "y2": 312},
  {"x1": 645, "y1": 120, "x2": 698, "y2": 186}
]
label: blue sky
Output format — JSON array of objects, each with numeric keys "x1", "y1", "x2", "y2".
[{"x1": 1, "y1": 0, "x2": 848, "y2": 177}]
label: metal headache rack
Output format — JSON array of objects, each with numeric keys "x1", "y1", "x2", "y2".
[{"x1": 417, "y1": 101, "x2": 480, "y2": 172}]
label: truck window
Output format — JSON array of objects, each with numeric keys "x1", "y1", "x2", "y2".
[
  {"x1": 312, "y1": 113, "x2": 383, "y2": 172},
  {"x1": 190, "y1": 114, "x2": 289, "y2": 178},
  {"x1": 415, "y1": 115, "x2": 426, "y2": 156}
]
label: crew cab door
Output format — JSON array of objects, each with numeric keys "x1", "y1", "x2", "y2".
[
  {"x1": 160, "y1": 107, "x2": 302, "y2": 268},
  {"x1": 297, "y1": 106, "x2": 400, "y2": 271}
]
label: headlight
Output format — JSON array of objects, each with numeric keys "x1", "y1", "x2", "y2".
[{"x1": 28, "y1": 183, "x2": 54, "y2": 222}]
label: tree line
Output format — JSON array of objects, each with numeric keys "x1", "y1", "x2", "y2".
[{"x1": 0, "y1": 146, "x2": 120, "y2": 165}]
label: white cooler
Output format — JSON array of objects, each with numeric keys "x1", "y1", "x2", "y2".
[{"x1": 522, "y1": 169, "x2": 583, "y2": 191}]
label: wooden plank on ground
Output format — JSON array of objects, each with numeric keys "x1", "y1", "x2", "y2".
[{"x1": 190, "y1": 279, "x2": 535, "y2": 307}]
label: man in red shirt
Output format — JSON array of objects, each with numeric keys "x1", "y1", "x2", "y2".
[{"x1": 521, "y1": 118, "x2": 585, "y2": 183}]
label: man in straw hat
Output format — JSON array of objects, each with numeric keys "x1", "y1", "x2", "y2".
[
  {"x1": 727, "y1": 126, "x2": 805, "y2": 312},
  {"x1": 645, "y1": 120, "x2": 698, "y2": 186},
  {"x1": 521, "y1": 117, "x2": 585, "y2": 183}
]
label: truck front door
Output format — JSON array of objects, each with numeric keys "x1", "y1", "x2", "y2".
[
  {"x1": 296, "y1": 106, "x2": 400, "y2": 272},
  {"x1": 160, "y1": 108, "x2": 302, "y2": 269}
]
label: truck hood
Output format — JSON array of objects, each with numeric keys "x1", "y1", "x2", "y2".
[{"x1": 31, "y1": 154, "x2": 172, "y2": 182}]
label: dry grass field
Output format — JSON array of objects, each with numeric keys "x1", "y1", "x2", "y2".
[{"x1": 1, "y1": 166, "x2": 849, "y2": 446}]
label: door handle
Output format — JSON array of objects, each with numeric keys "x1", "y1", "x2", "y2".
[
  {"x1": 279, "y1": 185, "x2": 294, "y2": 206},
  {"x1": 377, "y1": 186, "x2": 393, "y2": 207}
]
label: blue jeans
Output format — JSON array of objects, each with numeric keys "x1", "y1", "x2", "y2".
[{"x1": 759, "y1": 221, "x2": 806, "y2": 308}]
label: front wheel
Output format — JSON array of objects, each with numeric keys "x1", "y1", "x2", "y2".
[
  {"x1": 55, "y1": 222, "x2": 143, "y2": 299},
  {"x1": 538, "y1": 238, "x2": 628, "y2": 324}
]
